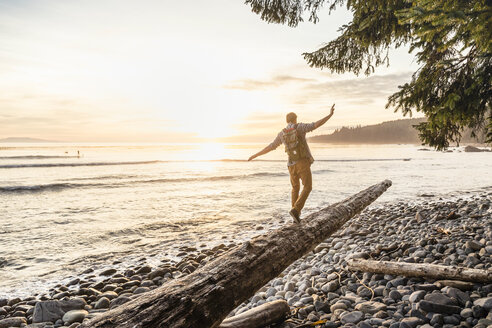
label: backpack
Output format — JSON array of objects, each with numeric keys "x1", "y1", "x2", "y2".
[{"x1": 282, "y1": 124, "x2": 305, "y2": 162}]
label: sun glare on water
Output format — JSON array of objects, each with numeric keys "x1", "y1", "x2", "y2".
[{"x1": 186, "y1": 143, "x2": 229, "y2": 162}]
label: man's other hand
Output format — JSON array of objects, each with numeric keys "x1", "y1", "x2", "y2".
[{"x1": 330, "y1": 104, "x2": 335, "y2": 115}]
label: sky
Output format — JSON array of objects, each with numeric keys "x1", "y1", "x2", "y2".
[{"x1": 0, "y1": 0, "x2": 421, "y2": 142}]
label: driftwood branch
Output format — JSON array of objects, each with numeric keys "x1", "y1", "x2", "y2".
[
  {"x1": 347, "y1": 259, "x2": 492, "y2": 283},
  {"x1": 81, "y1": 180, "x2": 392, "y2": 328},
  {"x1": 218, "y1": 300, "x2": 290, "y2": 328}
]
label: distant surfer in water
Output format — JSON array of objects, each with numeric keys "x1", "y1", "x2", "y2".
[{"x1": 248, "y1": 105, "x2": 335, "y2": 223}]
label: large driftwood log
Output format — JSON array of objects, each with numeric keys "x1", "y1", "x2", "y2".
[
  {"x1": 81, "y1": 180, "x2": 392, "y2": 328},
  {"x1": 218, "y1": 300, "x2": 290, "y2": 328},
  {"x1": 347, "y1": 259, "x2": 492, "y2": 283}
]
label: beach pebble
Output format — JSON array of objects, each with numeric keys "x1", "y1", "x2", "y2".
[
  {"x1": 424, "y1": 292, "x2": 456, "y2": 306},
  {"x1": 0, "y1": 317, "x2": 27, "y2": 328},
  {"x1": 7, "y1": 298, "x2": 21, "y2": 306},
  {"x1": 435, "y1": 280, "x2": 474, "y2": 290},
  {"x1": 354, "y1": 301, "x2": 387, "y2": 314},
  {"x1": 94, "y1": 297, "x2": 110, "y2": 309},
  {"x1": 32, "y1": 298, "x2": 86, "y2": 323},
  {"x1": 418, "y1": 300, "x2": 461, "y2": 314},
  {"x1": 400, "y1": 316, "x2": 422, "y2": 328},
  {"x1": 474, "y1": 297, "x2": 492, "y2": 312},
  {"x1": 321, "y1": 281, "x2": 338, "y2": 293},
  {"x1": 340, "y1": 310, "x2": 363, "y2": 324},
  {"x1": 62, "y1": 309, "x2": 88, "y2": 325},
  {"x1": 99, "y1": 268, "x2": 117, "y2": 276}
]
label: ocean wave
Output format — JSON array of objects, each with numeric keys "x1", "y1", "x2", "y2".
[
  {"x1": 0, "y1": 183, "x2": 108, "y2": 193},
  {"x1": 0, "y1": 172, "x2": 288, "y2": 194},
  {"x1": 0, "y1": 157, "x2": 412, "y2": 169},
  {"x1": 69, "y1": 174, "x2": 140, "y2": 181},
  {"x1": 0, "y1": 155, "x2": 79, "y2": 160},
  {"x1": 0, "y1": 160, "x2": 160, "y2": 169},
  {"x1": 313, "y1": 169, "x2": 335, "y2": 174}
]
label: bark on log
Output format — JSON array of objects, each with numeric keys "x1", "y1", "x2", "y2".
[
  {"x1": 347, "y1": 259, "x2": 492, "y2": 283},
  {"x1": 81, "y1": 180, "x2": 392, "y2": 328},
  {"x1": 218, "y1": 300, "x2": 290, "y2": 328}
]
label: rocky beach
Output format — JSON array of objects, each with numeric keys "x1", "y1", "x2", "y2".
[{"x1": 0, "y1": 191, "x2": 491, "y2": 328}]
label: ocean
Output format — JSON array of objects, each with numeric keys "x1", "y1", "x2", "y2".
[{"x1": 0, "y1": 143, "x2": 491, "y2": 298}]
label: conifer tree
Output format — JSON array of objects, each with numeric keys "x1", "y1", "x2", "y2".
[{"x1": 245, "y1": 0, "x2": 491, "y2": 149}]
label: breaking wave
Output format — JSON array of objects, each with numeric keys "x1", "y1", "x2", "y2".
[{"x1": 0, "y1": 172, "x2": 288, "y2": 194}]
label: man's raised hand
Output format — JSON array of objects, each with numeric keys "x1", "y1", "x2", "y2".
[{"x1": 330, "y1": 104, "x2": 335, "y2": 115}]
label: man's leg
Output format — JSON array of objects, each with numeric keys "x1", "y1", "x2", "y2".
[
  {"x1": 288, "y1": 165, "x2": 300, "y2": 209},
  {"x1": 294, "y1": 159, "x2": 312, "y2": 213}
]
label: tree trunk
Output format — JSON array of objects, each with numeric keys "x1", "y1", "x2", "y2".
[
  {"x1": 347, "y1": 259, "x2": 492, "y2": 283},
  {"x1": 218, "y1": 300, "x2": 290, "y2": 328},
  {"x1": 81, "y1": 180, "x2": 392, "y2": 328}
]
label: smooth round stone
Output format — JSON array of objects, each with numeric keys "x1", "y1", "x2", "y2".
[
  {"x1": 94, "y1": 297, "x2": 110, "y2": 309},
  {"x1": 409, "y1": 290, "x2": 426, "y2": 303},
  {"x1": 275, "y1": 291, "x2": 286, "y2": 298},
  {"x1": 98, "y1": 291, "x2": 118, "y2": 300},
  {"x1": 472, "y1": 305, "x2": 487, "y2": 318},
  {"x1": 424, "y1": 292, "x2": 456, "y2": 306},
  {"x1": 266, "y1": 287, "x2": 277, "y2": 298},
  {"x1": 460, "y1": 308, "x2": 473, "y2": 318},
  {"x1": 333, "y1": 241, "x2": 344, "y2": 250},
  {"x1": 251, "y1": 295, "x2": 262, "y2": 303},
  {"x1": 430, "y1": 313, "x2": 443, "y2": 326},
  {"x1": 354, "y1": 301, "x2": 387, "y2": 315},
  {"x1": 99, "y1": 268, "x2": 117, "y2": 276},
  {"x1": 330, "y1": 302, "x2": 347, "y2": 312},
  {"x1": 62, "y1": 309, "x2": 88, "y2": 325},
  {"x1": 358, "y1": 321, "x2": 372, "y2": 328},
  {"x1": 284, "y1": 282, "x2": 296, "y2": 292},
  {"x1": 300, "y1": 296, "x2": 313, "y2": 304},
  {"x1": 373, "y1": 286, "x2": 386, "y2": 297},
  {"x1": 306, "y1": 312, "x2": 319, "y2": 322},
  {"x1": 473, "y1": 297, "x2": 492, "y2": 311},
  {"x1": 465, "y1": 240, "x2": 482, "y2": 251},
  {"x1": 0, "y1": 317, "x2": 27, "y2": 327},
  {"x1": 140, "y1": 280, "x2": 155, "y2": 288},
  {"x1": 400, "y1": 317, "x2": 422, "y2": 328},
  {"x1": 389, "y1": 277, "x2": 406, "y2": 287},
  {"x1": 389, "y1": 290, "x2": 402, "y2": 301},
  {"x1": 340, "y1": 311, "x2": 363, "y2": 324},
  {"x1": 412, "y1": 250, "x2": 427, "y2": 258},
  {"x1": 321, "y1": 281, "x2": 339, "y2": 293},
  {"x1": 443, "y1": 315, "x2": 460, "y2": 325}
]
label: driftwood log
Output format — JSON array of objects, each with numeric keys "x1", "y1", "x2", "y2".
[
  {"x1": 347, "y1": 259, "x2": 492, "y2": 283},
  {"x1": 218, "y1": 300, "x2": 290, "y2": 328},
  {"x1": 81, "y1": 180, "x2": 392, "y2": 328}
]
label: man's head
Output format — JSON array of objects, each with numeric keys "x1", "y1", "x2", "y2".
[{"x1": 286, "y1": 112, "x2": 297, "y2": 124}]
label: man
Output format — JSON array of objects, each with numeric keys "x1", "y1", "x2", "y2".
[{"x1": 248, "y1": 104, "x2": 335, "y2": 223}]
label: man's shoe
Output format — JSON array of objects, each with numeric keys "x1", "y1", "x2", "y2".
[{"x1": 289, "y1": 208, "x2": 301, "y2": 224}]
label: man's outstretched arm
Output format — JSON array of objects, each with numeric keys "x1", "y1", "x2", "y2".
[
  {"x1": 314, "y1": 104, "x2": 335, "y2": 129},
  {"x1": 248, "y1": 145, "x2": 273, "y2": 161}
]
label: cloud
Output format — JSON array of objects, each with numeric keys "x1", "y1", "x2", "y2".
[
  {"x1": 222, "y1": 71, "x2": 412, "y2": 108},
  {"x1": 298, "y1": 72, "x2": 412, "y2": 105},
  {"x1": 223, "y1": 75, "x2": 316, "y2": 90}
]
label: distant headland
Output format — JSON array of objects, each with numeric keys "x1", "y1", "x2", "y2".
[
  {"x1": 309, "y1": 118, "x2": 487, "y2": 144},
  {"x1": 0, "y1": 137, "x2": 58, "y2": 143}
]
